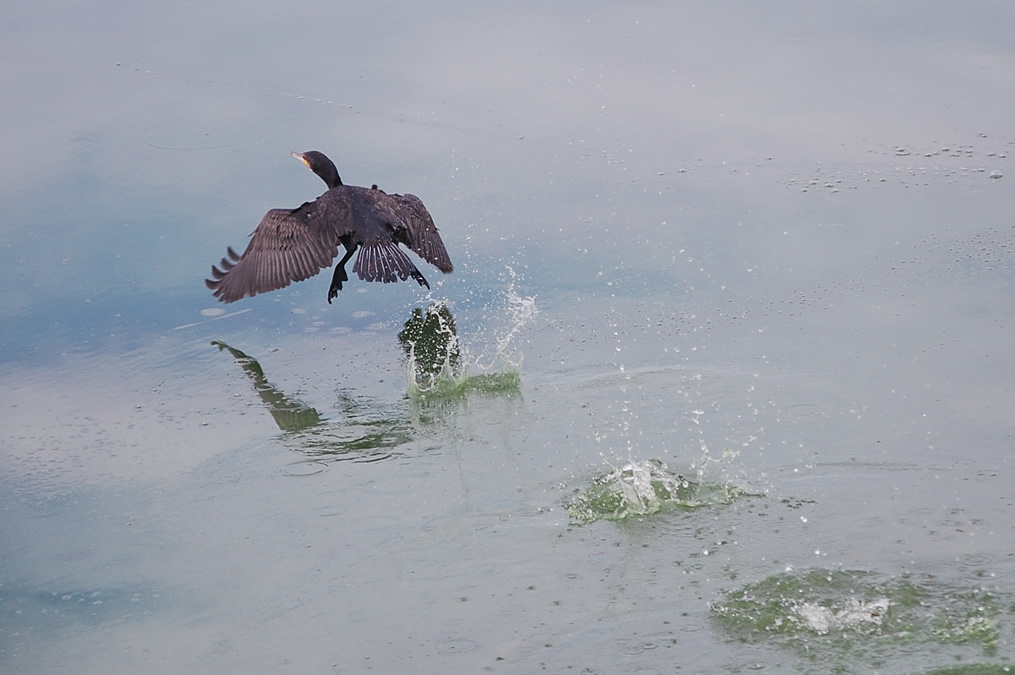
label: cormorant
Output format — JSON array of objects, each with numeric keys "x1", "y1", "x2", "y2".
[{"x1": 205, "y1": 150, "x2": 452, "y2": 304}]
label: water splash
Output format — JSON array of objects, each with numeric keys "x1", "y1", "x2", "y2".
[
  {"x1": 712, "y1": 569, "x2": 1007, "y2": 662},
  {"x1": 399, "y1": 299, "x2": 525, "y2": 401},
  {"x1": 484, "y1": 266, "x2": 538, "y2": 371},
  {"x1": 400, "y1": 269, "x2": 535, "y2": 400},
  {"x1": 792, "y1": 596, "x2": 891, "y2": 635},
  {"x1": 398, "y1": 301, "x2": 462, "y2": 387},
  {"x1": 566, "y1": 457, "x2": 754, "y2": 523}
]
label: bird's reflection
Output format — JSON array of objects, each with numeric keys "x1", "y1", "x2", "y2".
[
  {"x1": 211, "y1": 302, "x2": 504, "y2": 463},
  {"x1": 211, "y1": 341, "x2": 324, "y2": 433},
  {"x1": 212, "y1": 340, "x2": 416, "y2": 462}
]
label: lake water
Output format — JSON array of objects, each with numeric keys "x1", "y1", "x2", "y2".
[{"x1": 2, "y1": 2, "x2": 1014, "y2": 673}]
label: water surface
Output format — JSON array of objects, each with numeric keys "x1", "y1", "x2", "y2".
[{"x1": 2, "y1": 2, "x2": 1014, "y2": 673}]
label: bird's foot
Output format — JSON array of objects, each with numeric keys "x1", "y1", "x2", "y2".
[{"x1": 327, "y1": 266, "x2": 350, "y2": 303}]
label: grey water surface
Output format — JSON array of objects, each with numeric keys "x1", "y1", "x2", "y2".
[{"x1": 2, "y1": 2, "x2": 1014, "y2": 673}]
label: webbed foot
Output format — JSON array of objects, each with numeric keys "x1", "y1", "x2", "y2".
[
  {"x1": 328, "y1": 263, "x2": 353, "y2": 304},
  {"x1": 327, "y1": 266, "x2": 350, "y2": 304}
]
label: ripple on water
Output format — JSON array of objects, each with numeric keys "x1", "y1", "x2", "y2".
[
  {"x1": 435, "y1": 638, "x2": 479, "y2": 654},
  {"x1": 280, "y1": 460, "x2": 328, "y2": 477},
  {"x1": 785, "y1": 403, "x2": 824, "y2": 418},
  {"x1": 958, "y1": 553, "x2": 994, "y2": 567},
  {"x1": 145, "y1": 122, "x2": 263, "y2": 150},
  {"x1": 952, "y1": 552, "x2": 1010, "y2": 583}
]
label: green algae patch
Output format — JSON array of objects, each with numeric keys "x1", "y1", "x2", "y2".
[{"x1": 712, "y1": 568, "x2": 1008, "y2": 666}]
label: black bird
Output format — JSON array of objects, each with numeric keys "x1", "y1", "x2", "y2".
[{"x1": 206, "y1": 150, "x2": 453, "y2": 304}]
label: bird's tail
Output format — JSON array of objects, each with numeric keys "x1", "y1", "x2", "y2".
[{"x1": 353, "y1": 242, "x2": 430, "y2": 289}]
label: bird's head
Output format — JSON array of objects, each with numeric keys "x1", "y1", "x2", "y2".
[{"x1": 291, "y1": 150, "x2": 342, "y2": 189}]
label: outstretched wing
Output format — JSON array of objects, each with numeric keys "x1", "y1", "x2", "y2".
[
  {"x1": 387, "y1": 193, "x2": 454, "y2": 274},
  {"x1": 205, "y1": 192, "x2": 354, "y2": 303}
]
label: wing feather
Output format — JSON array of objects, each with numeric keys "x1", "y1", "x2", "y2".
[
  {"x1": 388, "y1": 193, "x2": 453, "y2": 273},
  {"x1": 205, "y1": 191, "x2": 355, "y2": 303}
]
